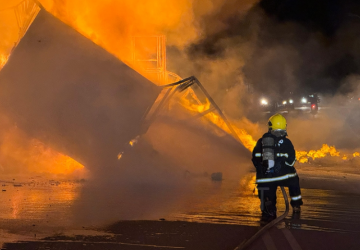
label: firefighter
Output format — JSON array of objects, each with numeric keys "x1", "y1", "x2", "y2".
[{"x1": 252, "y1": 113, "x2": 303, "y2": 221}]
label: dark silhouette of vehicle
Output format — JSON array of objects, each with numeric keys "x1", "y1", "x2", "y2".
[{"x1": 309, "y1": 94, "x2": 320, "y2": 114}]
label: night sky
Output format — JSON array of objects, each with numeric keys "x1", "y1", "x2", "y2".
[
  {"x1": 189, "y1": 0, "x2": 360, "y2": 97},
  {"x1": 260, "y1": 0, "x2": 344, "y2": 36}
]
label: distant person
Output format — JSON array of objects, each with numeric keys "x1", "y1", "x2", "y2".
[{"x1": 252, "y1": 114, "x2": 303, "y2": 221}]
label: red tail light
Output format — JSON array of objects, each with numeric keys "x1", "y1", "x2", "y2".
[{"x1": 311, "y1": 104, "x2": 316, "y2": 109}]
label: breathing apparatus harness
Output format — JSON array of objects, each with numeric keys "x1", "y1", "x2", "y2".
[{"x1": 261, "y1": 129, "x2": 287, "y2": 175}]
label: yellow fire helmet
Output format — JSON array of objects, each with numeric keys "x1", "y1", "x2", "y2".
[{"x1": 268, "y1": 113, "x2": 287, "y2": 131}]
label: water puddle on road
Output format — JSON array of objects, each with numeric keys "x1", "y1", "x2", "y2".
[
  {"x1": 0, "y1": 178, "x2": 81, "y2": 223},
  {"x1": 0, "y1": 176, "x2": 83, "y2": 244},
  {"x1": 169, "y1": 174, "x2": 360, "y2": 234},
  {"x1": 1, "y1": 173, "x2": 360, "y2": 240}
]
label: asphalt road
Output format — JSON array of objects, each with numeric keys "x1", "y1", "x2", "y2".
[{"x1": 2, "y1": 164, "x2": 360, "y2": 250}]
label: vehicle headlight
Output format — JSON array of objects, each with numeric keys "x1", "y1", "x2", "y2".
[
  {"x1": 261, "y1": 99, "x2": 268, "y2": 105},
  {"x1": 301, "y1": 98, "x2": 307, "y2": 104},
  {"x1": 289, "y1": 99, "x2": 293, "y2": 104},
  {"x1": 283, "y1": 101, "x2": 287, "y2": 105}
]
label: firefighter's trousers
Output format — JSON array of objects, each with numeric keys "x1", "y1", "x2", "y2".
[{"x1": 257, "y1": 175, "x2": 303, "y2": 213}]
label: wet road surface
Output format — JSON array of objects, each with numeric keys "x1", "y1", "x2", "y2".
[
  {"x1": 1, "y1": 171, "x2": 360, "y2": 249},
  {"x1": 170, "y1": 177, "x2": 360, "y2": 233}
]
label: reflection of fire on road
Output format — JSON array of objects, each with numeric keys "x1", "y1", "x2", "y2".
[{"x1": 0, "y1": 179, "x2": 80, "y2": 222}]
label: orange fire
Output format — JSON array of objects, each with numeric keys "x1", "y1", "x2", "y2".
[
  {"x1": 37, "y1": 0, "x2": 198, "y2": 69},
  {"x1": 0, "y1": 54, "x2": 7, "y2": 68},
  {"x1": 297, "y1": 144, "x2": 360, "y2": 163},
  {"x1": 296, "y1": 144, "x2": 339, "y2": 163},
  {"x1": 0, "y1": 127, "x2": 84, "y2": 175},
  {"x1": 35, "y1": 0, "x2": 360, "y2": 165},
  {"x1": 1, "y1": 0, "x2": 360, "y2": 176},
  {"x1": 178, "y1": 89, "x2": 257, "y2": 151},
  {"x1": 0, "y1": 1, "x2": 87, "y2": 176}
]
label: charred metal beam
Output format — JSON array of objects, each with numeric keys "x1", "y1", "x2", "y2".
[
  {"x1": 192, "y1": 77, "x2": 241, "y2": 143},
  {"x1": 142, "y1": 76, "x2": 242, "y2": 144}
]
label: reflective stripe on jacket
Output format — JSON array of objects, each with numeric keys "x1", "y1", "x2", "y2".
[{"x1": 252, "y1": 132, "x2": 297, "y2": 182}]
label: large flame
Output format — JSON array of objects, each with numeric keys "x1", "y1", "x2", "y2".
[
  {"x1": 0, "y1": 0, "x2": 83, "y2": 175},
  {"x1": 0, "y1": 127, "x2": 84, "y2": 175},
  {"x1": 36, "y1": 0, "x2": 360, "y2": 164},
  {"x1": 38, "y1": 0, "x2": 198, "y2": 68}
]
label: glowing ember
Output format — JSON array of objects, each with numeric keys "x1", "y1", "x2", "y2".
[
  {"x1": 129, "y1": 136, "x2": 140, "y2": 147},
  {"x1": 117, "y1": 152, "x2": 124, "y2": 160}
]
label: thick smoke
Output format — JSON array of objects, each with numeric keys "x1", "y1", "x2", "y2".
[
  {"x1": 72, "y1": 115, "x2": 251, "y2": 224},
  {"x1": 165, "y1": 0, "x2": 360, "y2": 152},
  {"x1": 2, "y1": 0, "x2": 360, "y2": 226},
  {"x1": 176, "y1": 0, "x2": 360, "y2": 101}
]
